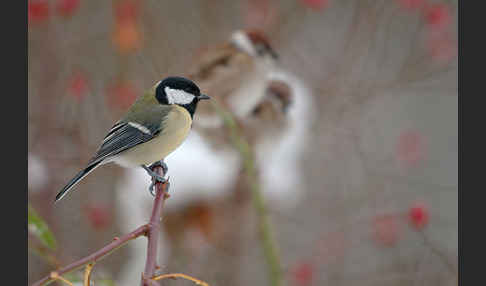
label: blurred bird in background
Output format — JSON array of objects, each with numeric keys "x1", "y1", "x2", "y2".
[{"x1": 115, "y1": 28, "x2": 315, "y2": 286}]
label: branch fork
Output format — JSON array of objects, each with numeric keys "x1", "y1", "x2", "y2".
[{"x1": 32, "y1": 165, "x2": 170, "y2": 286}]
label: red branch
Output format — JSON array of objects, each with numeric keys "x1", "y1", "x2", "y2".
[
  {"x1": 32, "y1": 165, "x2": 170, "y2": 286},
  {"x1": 31, "y1": 225, "x2": 148, "y2": 286},
  {"x1": 141, "y1": 165, "x2": 169, "y2": 286}
]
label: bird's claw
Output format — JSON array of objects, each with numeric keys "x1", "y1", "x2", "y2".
[
  {"x1": 148, "y1": 176, "x2": 170, "y2": 196},
  {"x1": 148, "y1": 160, "x2": 168, "y2": 176},
  {"x1": 142, "y1": 162, "x2": 169, "y2": 196}
]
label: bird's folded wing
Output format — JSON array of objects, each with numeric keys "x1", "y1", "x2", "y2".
[
  {"x1": 86, "y1": 100, "x2": 172, "y2": 166},
  {"x1": 88, "y1": 121, "x2": 159, "y2": 165}
]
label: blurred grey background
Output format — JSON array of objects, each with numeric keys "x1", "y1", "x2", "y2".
[{"x1": 28, "y1": 0, "x2": 457, "y2": 285}]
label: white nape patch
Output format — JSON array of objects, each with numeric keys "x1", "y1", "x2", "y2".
[
  {"x1": 231, "y1": 30, "x2": 256, "y2": 56},
  {"x1": 128, "y1": 122, "x2": 151, "y2": 134},
  {"x1": 164, "y1": 86, "x2": 195, "y2": 105}
]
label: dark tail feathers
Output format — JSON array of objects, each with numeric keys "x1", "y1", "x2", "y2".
[{"x1": 55, "y1": 162, "x2": 101, "y2": 202}]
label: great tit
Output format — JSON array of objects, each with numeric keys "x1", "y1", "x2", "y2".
[{"x1": 55, "y1": 76, "x2": 210, "y2": 202}]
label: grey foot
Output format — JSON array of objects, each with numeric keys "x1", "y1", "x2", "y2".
[
  {"x1": 148, "y1": 160, "x2": 168, "y2": 175},
  {"x1": 141, "y1": 164, "x2": 169, "y2": 196},
  {"x1": 147, "y1": 179, "x2": 170, "y2": 196}
]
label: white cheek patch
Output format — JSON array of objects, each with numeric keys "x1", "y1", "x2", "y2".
[{"x1": 164, "y1": 86, "x2": 195, "y2": 105}]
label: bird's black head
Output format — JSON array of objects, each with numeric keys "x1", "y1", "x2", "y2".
[{"x1": 155, "y1": 76, "x2": 210, "y2": 118}]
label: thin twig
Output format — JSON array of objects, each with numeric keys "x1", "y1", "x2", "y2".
[
  {"x1": 83, "y1": 262, "x2": 95, "y2": 286},
  {"x1": 32, "y1": 225, "x2": 149, "y2": 286},
  {"x1": 49, "y1": 272, "x2": 74, "y2": 286},
  {"x1": 153, "y1": 273, "x2": 210, "y2": 286},
  {"x1": 33, "y1": 165, "x2": 171, "y2": 286},
  {"x1": 141, "y1": 166, "x2": 170, "y2": 286},
  {"x1": 212, "y1": 101, "x2": 283, "y2": 286}
]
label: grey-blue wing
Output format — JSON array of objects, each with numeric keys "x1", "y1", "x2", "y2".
[
  {"x1": 89, "y1": 104, "x2": 171, "y2": 166},
  {"x1": 88, "y1": 122, "x2": 159, "y2": 165}
]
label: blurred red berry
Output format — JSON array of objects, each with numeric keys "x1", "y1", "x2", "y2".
[
  {"x1": 397, "y1": 0, "x2": 425, "y2": 11},
  {"x1": 396, "y1": 130, "x2": 426, "y2": 168},
  {"x1": 84, "y1": 204, "x2": 112, "y2": 230},
  {"x1": 29, "y1": 0, "x2": 49, "y2": 25},
  {"x1": 423, "y1": 3, "x2": 452, "y2": 30},
  {"x1": 113, "y1": 21, "x2": 142, "y2": 53},
  {"x1": 292, "y1": 260, "x2": 314, "y2": 286},
  {"x1": 106, "y1": 81, "x2": 138, "y2": 110},
  {"x1": 372, "y1": 214, "x2": 401, "y2": 247},
  {"x1": 67, "y1": 72, "x2": 89, "y2": 102},
  {"x1": 112, "y1": 1, "x2": 142, "y2": 53},
  {"x1": 299, "y1": 0, "x2": 330, "y2": 11},
  {"x1": 56, "y1": 0, "x2": 80, "y2": 17},
  {"x1": 409, "y1": 202, "x2": 429, "y2": 230}
]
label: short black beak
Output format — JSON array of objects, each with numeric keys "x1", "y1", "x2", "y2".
[{"x1": 198, "y1": 94, "x2": 210, "y2": 100}]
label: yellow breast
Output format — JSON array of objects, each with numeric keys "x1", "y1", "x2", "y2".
[{"x1": 114, "y1": 105, "x2": 193, "y2": 167}]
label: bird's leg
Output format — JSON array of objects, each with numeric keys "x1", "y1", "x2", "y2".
[
  {"x1": 141, "y1": 161, "x2": 169, "y2": 196},
  {"x1": 148, "y1": 160, "x2": 168, "y2": 176}
]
